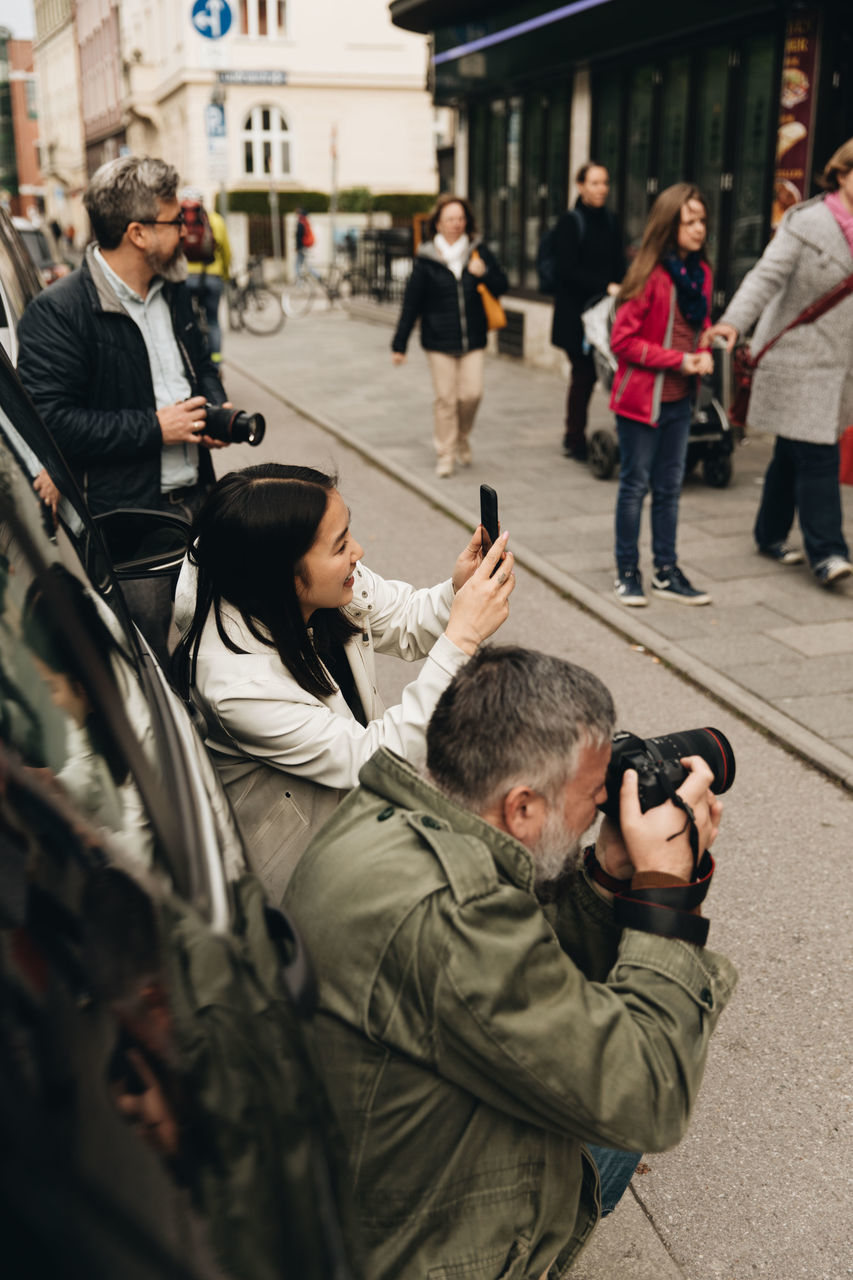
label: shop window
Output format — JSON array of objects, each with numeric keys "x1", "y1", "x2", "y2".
[
  {"x1": 730, "y1": 35, "x2": 775, "y2": 291},
  {"x1": 659, "y1": 57, "x2": 690, "y2": 191},
  {"x1": 693, "y1": 46, "x2": 730, "y2": 272},
  {"x1": 505, "y1": 97, "x2": 523, "y2": 288},
  {"x1": 624, "y1": 66, "x2": 656, "y2": 253},
  {"x1": 241, "y1": 106, "x2": 291, "y2": 178}
]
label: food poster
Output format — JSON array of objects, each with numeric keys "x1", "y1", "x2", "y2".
[{"x1": 772, "y1": 9, "x2": 821, "y2": 229}]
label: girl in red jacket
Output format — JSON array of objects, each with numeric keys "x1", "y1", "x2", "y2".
[{"x1": 609, "y1": 184, "x2": 715, "y2": 606}]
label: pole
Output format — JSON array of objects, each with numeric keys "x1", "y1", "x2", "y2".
[
  {"x1": 329, "y1": 123, "x2": 338, "y2": 269},
  {"x1": 269, "y1": 182, "x2": 281, "y2": 280}
]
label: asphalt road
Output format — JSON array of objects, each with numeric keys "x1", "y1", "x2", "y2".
[{"x1": 215, "y1": 362, "x2": 852, "y2": 1280}]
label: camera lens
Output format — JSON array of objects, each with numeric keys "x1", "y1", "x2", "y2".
[
  {"x1": 203, "y1": 404, "x2": 266, "y2": 447},
  {"x1": 600, "y1": 725, "x2": 735, "y2": 821}
]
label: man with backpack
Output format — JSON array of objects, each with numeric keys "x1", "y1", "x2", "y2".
[
  {"x1": 548, "y1": 163, "x2": 625, "y2": 461},
  {"x1": 182, "y1": 188, "x2": 232, "y2": 364}
]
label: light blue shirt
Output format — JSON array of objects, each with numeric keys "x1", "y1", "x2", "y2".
[{"x1": 94, "y1": 248, "x2": 197, "y2": 492}]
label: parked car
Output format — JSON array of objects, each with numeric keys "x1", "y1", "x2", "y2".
[
  {"x1": 0, "y1": 347, "x2": 356, "y2": 1280},
  {"x1": 12, "y1": 215, "x2": 70, "y2": 286},
  {"x1": 0, "y1": 206, "x2": 42, "y2": 362}
]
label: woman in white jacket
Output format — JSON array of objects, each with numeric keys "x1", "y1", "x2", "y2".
[{"x1": 173, "y1": 463, "x2": 514, "y2": 901}]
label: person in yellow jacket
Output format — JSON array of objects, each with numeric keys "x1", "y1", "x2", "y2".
[{"x1": 182, "y1": 190, "x2": 231, "y2": 364}]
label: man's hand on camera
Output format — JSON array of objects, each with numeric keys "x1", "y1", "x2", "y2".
[
  {"x1": 156, "y1": 395, "x2": 208, "y2": 444},
  {"x1": 618, "y1": 757, "x2": 722, "y2": 881},
  {"x1": 199, "y1": 401, "x2": 233, "y2": 450},
  {"x1": 593, "y1": 817, "x2": 634, "y2": 887}
]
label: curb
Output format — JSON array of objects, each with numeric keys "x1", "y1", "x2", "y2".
[{"x1": 229, "y1": 355, "x2": 853, "y2": 794}]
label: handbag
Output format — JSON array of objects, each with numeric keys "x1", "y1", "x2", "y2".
[
  {"x1": 580, "y1": 293, "x2": 618, "y2": 389},
  {"x1": 728, "y1": 269, "x2": 853, "y2": 429},
  {"x1": 469, "y1": 249, "x2": 507, "y2": 331}
]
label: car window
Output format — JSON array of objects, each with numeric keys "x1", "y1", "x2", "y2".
[
  {"x1": 0, "y1": 431, "x2": 244, "y2": 921},
  {"x1": 0, "y1": 209, "x2": 41, "y2": 324},
  {"x1": 18, "y1": 227, "x2": 52, "y2": 270}
]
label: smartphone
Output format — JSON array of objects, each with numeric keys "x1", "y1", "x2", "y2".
[{"x1": 479, "y1": 484, "x2": 502, "y2": 576}]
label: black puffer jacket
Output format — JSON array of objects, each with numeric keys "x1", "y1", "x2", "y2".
[
  {"x1": 16, "y1": 247, "x2": 225, "y2": 516},
  {"x1": 392, "y1": 240, "x2": 508, "y2": 355},
  {"x1": 551, "y1": 200, "x2": 625, "y2": 358}
]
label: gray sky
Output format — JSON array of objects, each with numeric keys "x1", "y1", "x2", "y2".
[{"x1": 0, "y1": 0, "x2": 35, "y2": 40}]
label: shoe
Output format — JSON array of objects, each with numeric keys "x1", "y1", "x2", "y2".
[
  {"x1": 613, "y1": 568, "x2": 648, "y2": 607},
  {"x1": 562, "y1": 435, "x2": 587, "y2": 462},
  {"x1": 814, "y1": 556, "x2": 853, "y2": 586},
  {"x1": 651, "y1": 565, "x2": 712, "y2": 605},
  {"x1": 758, "y1": 542, "x2": 805, "y2": 565},
  {"x1": 436, "y1": 458, "x2": 454, "y2": 479},
  {"x1": 456, "y1": 439, "x2": 472, "y2": 466}
]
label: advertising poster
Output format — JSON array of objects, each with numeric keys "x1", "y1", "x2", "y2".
[{"x1": 771, "y1": 10, "x2": 820, "y2": 228}]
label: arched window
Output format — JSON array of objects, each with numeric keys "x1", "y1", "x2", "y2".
[{"x1": 241, "y1": 106, "x2": 291, "y2": 178}]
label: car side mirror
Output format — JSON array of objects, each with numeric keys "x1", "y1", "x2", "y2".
[{"x1": 93, "y1": 508, "x2": 190, "y2": 580}]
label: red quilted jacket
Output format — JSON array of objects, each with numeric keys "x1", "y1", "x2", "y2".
[{"x1": 609, "y1": 262, "x2": 713, "y2": 425}]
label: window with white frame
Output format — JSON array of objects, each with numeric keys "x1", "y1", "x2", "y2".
[
  {"x1": 238, "y1": 0, "x2": 286, "y2": 37},
  {"x1": 241, "y1": 106, "x2": 291, "y2": 178}
]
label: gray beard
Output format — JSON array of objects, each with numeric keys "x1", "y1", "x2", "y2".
[
  {"x1": 147, "y1": 248, "x2": 188, "y2": 283},
  {"x1": 530, "y1": 806, "x2": 583, "y2": 893}
]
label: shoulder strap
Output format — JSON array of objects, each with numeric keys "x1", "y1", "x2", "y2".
[
  {"x1": 753, "y1": 269, "x2": 853, "y2": 366},
  {"x1": 570, "y1": 206, "x2": 586, "y2": 243}
]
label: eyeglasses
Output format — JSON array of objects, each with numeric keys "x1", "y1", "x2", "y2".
[{"x1": 131, "y1": 213, "x2": 186, "y2": 229}]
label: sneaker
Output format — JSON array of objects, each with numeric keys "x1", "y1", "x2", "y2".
[
  {"x1": 814, "y1": 556, "x2": 853, "y2": 586},
  {"x1": 435, "y1": 458, "x2": 454, "y2": 479},
  {"x1": 614, "y1": 568, "x2": 648, "y2": 607},
  {"x1": 758, "y1": 542, "x2": 805, "y2": 565},
  {"x1": 651, "y1": 565, "x2": 712, "y2": 605},
  {"x1": 456, "y1": 438, "x2": 472, "y2": 466}
]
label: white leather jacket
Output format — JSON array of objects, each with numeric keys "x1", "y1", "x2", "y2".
[{"x1": 174, "y1": 560, "x2": 466, "y2": 902}]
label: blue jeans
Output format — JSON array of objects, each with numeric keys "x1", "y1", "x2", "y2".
[
  {"x1": 587, "y1": 1144, "x2": 643, "y2": 1216},
  {"x1": 185, "y1": 272, "x2": 224, "y2": 359},
  {"x1": 615, "y1": 398, "x2": 692, "y2": 572},
  {"x1": 754, "y1": 436, "x2": 849, "y2": 567}
]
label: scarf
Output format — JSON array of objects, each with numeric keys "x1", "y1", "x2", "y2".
[
  {"x1": 662, "y1": 251, "x2": 708, "y2": 326},
  {"x1": 434, "y1": 233, "x2": 470, "y2": 280}
]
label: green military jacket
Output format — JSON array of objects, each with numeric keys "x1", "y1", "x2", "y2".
[{"x1": 285, "y1": 748, "x2": 738, "y2": 1280}]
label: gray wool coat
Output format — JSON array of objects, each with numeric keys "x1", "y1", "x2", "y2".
[{"x1": 720, "y1": 195, "x2": 853, "y2": 444}]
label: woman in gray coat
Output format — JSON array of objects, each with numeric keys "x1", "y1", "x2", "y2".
[{"x1": 707, "y1": 138, "x2": 853, "y2": 587}]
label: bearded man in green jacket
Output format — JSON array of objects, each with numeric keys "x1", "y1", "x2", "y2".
[{"x1": 285, "y1": 645, "x2": 737, "y2": 1279}]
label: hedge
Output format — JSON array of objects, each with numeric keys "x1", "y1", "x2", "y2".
[{"x1": 227, "y1": 190, "x2": 436, "y2": 220}]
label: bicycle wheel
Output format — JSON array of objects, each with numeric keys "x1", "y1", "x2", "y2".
[
  {"x1": 241, "y1": 286, "x2": 285, "y2": 336},
  {"x1": 339, "y1": 268, "x2": 369, "y2": 310},
  {"x1": 281, "y1": 277, "x2": 314, "y2": 318}
]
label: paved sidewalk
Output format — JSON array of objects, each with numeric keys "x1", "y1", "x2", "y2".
[{"x1": 224, "y1": 305, "x2": 853, "y2": 788}]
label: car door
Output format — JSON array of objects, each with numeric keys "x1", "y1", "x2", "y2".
[{"x1": 0, "y1": 351, "x2": 357, "y2": 1280}]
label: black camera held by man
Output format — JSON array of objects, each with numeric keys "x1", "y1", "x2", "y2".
[
  {"x1": 203, "y1": 403, "x2": 266, "y2": 446},
  {"x1": 599, "y1": 726, "x2": 735, "y2": 823}
]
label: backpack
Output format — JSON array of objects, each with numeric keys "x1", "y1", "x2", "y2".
[
  {"x1": 181, "y1": 199, "x2": 216, "y2": 265},
  {"x1": 299, "y1": 215, "x2": 315, "y2": 249},
  {"x1": 537, "y1": 206, "x2": 618, "y2": 295}
]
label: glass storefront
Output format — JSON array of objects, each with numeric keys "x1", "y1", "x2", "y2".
[
  {"x1": 592, "y1": 33, "x2": 777, "y2": 305},
  {"x1": 466, "y1": 83, "x2": 570, "y2": 292}
]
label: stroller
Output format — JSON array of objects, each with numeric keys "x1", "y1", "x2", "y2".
[{"x1": 581, "y1": 294, "x2": 735, "y2": 488}]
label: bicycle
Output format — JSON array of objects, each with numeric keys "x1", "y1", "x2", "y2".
[
  {"x1": 226, "y1": 256, "x2": 285, "y2": 336},
  {"x1": 280, "y1": 259, "x2": 370, "y2": 318}
]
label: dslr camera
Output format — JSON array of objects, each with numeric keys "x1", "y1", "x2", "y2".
[
  {"x1": 203, "y1": 403, "x2": 266, "y2": 447},
  {"x1": 599, "y1": 726, "x2": 735, "y2": 822}
]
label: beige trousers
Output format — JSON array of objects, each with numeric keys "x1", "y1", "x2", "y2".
[{"x1": 426, "y1": 348, "x2": 485, "y2": 464}]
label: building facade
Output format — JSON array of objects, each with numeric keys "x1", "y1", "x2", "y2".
[
  {"x1": 119, "y1": 0, "x2": 439, "y2": 207},
  {"x1": 391, "y1": 0, "x2": 853, "y2": 365},
  {"x1": 32, "y1": 0, "x2": 88, "y2": 242}
]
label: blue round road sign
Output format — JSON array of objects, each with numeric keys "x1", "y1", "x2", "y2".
[{"x1": 192, "y1": 0, "x2": 232, "y2": 40}]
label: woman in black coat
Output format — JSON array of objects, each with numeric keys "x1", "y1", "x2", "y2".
[
  {"x1": 392, "y1": 195, "x2": 508, "y2": 478},
  {"x1": 551, "y1": 163, "x2": 626, "y2": 460}
]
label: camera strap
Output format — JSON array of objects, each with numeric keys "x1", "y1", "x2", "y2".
[{"x1": 646, "y1": 741, "x2": 702, "y2": 877}]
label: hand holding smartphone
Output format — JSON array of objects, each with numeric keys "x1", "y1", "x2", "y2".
[{"x1": 480, "y1": 484, "x2": 501, "y2": 576}]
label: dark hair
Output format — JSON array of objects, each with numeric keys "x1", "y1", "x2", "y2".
[
  {"x1": 173, "y1": 463, "x2": 359, "y2": 701},
  {"x1": 22, "y1": 565, "x2": 128, "y2": 785},
  {"x1": 425, "y1": 194, "x2": 477, "y2": 240},
  {"x1": 83, "y1": 155, "x2": 179, "y2": 250},
  {"x1": 575, "y1": 161, "x2": 608, "y2": 185},
  {"x1": 818, "y1": 136, "x2": 853, "y2": 191},
  {"x1": 427, "y1": 645, "x2": 615, "y2": 812},
  {"x1": 618, "y1": 182, "x2": 708, "y2": 303}
]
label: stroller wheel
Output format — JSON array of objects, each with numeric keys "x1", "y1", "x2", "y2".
[
  {"x1": 588, "y1": 430, "x2": 618, "y2": 480},
  {"x1": 703, "y1": 450, "x2": 732, "y2": 488}
]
